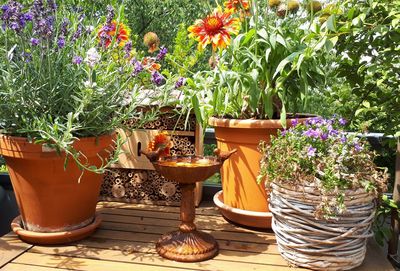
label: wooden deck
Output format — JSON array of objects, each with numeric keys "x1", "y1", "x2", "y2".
[{"x1": 0, "y1": 201, "x2": 395, "y2": 271}]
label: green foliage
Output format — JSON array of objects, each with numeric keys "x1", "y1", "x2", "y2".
[
  {"x1": 310, "y1": 0, "x2": 400, "y2": 136},
  {"x1": 259, "y1": 116, "x2": 388, "y2": 218},
  {"x1": 0, "y1": 2, "x2": 147, "y2": 173}
]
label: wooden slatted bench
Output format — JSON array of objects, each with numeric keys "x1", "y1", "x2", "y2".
[{"x1": 0, "y1": 202, "x2": 395, "y2": 271}]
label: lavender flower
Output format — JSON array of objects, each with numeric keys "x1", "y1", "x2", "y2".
[
  {"x1": 151, "y1": 71, "x2": 165, "y2": 86},
  {"x1": 175, "y1": 77, "x2": 186, "y2": 89},
  {"x1": 30, "y1": 37, "x2": 39, "y2": 46},
  {"x1": 85, "y1": 48, "x2": 100, "y2": 67},
  {"x1": 132, "y1": 60, "x2": 143, "y2": 76},
  {"x1": 72, "y1": 55, "x2": 83, "y2": 65},
  {"x1": 47, "y1": 0, "x2": 57, "y2": 12},
  {"x1": 307, "y1": 146, "x2": 316, "y2": 157},
  {"x1": 71, "y1": 24, "x2": 82, "y2": 42},
  {"x1": 354, "y1": 143, "x2": 363, "y2": 152},
  {"x1": 21, "y1": 52, "x2": 32, "y2": 62},
  {"x1": 106, "y1": 5, "x2": 114, "y2": 25},
  {"x1": 1, "y1": 1, "x2": 25, "y2": 32},
  {"x1": 124, "y1": 41, "x2": 132, "y2": 59},
  {"x1": 57, "y1": 37, "x2": 65, "y2": 48},
  {"x1": 60, "y1": 18, "x2": 69, "y2": 36},
  {"x1": 156, "y1": 46, "x2": 168, "y2": 61}
]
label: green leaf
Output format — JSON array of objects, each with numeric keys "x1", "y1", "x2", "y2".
[
  {"x1": 362, "y1": 100, "x2": 370, "y2": 108},
  {"x1": 327, "y1": 15, "x2": 336, "y2": 32},
  {"x1": 242, "y1": 29, "x2": 256, "y2": 45}
]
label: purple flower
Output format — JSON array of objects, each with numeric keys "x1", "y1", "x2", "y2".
[
  {"x1": 21, "y1": 52, "x2": 32, "y2": 62},
  {"x1": 354, "y1": 143, "x2": 363, "y2": 152},
  {"x1": 131, "y1": 59, "x2": 143, "y2": 76},
  {"x1": 291, "y1": 118, "x2": 299, "y2": 127},
  {"x1": 30, "y1": 37, "x2": 39, "y2": 46},
  {"x1": 60, "y1": 18, "x2": 69, "y2": 36},
  {"x1": 175, "y1": 77, "x2": 186, "y2": 89},
  {"x1": 281, "y1": 129, "x2": 287, "y2": 136},
  {"x1": 124, "y1": 41, "x2": 132, "y2": 58},
  {"x1": 340, "y1": 136, "x2": 347, "y2": 143},
  {"x1": 72, "y1": 55, "x2": 83, "y2": 65},
  {"x1": 1, "y1": 1, "x2": 25, "y2": 32},
  {"x1": 24, "y1": 12, "x2": 33, "y2": 21},
  {"x1": 339, "y1": 118, "x2": 347, "y2": 126},
  {"x1": 71, "y1": 24, "x2": 82, "y2": 42},
  {"x1": 151, "y1": 71, "x2": 165, "y2": 86},
  {"x1": 307, "y1": 146, "x2": 316, "y2": 157},
  {"x1": 156, "y1": 46, "x2": 168, "y2": 61},
  {"x1": 303, "y1": 128, "x2": 320, "y2": 138},
  {"x1": 47, "y1": 0, "x2": 57, "y2": 12},
  {"x1": 320, "y1": 133, "x2": 328, "y2": 141},
  {"x1": 106, "y1": 5, "x2": 114, "y2": 25},
  {"x1": 57, "y1": 37, "x2": 65, "y2": 48}
]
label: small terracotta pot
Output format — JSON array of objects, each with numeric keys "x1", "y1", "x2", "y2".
[
  {"x1": 0, "y1": 134, "x2": 114, "y2": 244},
  {"x1": 209, "y1": 116, "x2": 311, "y2": 228}
]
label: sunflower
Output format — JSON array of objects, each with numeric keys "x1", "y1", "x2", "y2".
[
  {"x1": 98, "y1": 20, "x2": 130, "y2": 48},
  {"x1": 147, "y1": 131, "x2": 173, "y2": 157},
  {"x1": 224, "y1": 0, "x2": 250, "y2": 13},
  {"x1": 188, "y1": 7, "x2": 240, "y2": 51}
]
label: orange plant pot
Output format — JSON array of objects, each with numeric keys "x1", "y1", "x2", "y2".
[
  {"x1": 0, "y1": 134, "x2": 114, "y2": 244},
  {"x1": 209, "y1": 117, "x2": 310, "y2": 229}
]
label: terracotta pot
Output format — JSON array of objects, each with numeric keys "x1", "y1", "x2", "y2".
[
  {"x1": 209, "y1": 116, "x2": 311, "y2": 228},
  {"x1": 0, "y1": 134, "x2": 114, "y2": 244}
]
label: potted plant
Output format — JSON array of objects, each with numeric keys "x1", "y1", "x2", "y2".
[
  {"x1": 0, "y1": 1, "x2": 145, "y2": 244},
  {"x1": 258, "y1": 116, "x2": 388, "y2": 270},
  {"x1": 186, "y1": 0, "x2": 332, "y2": 227}
]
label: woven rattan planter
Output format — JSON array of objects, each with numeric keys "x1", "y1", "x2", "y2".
[{"x1": 269, "y1": 182, "x2": 376, "y2": 271}]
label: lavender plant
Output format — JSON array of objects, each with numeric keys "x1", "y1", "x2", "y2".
[
  {"x1": 258, "y1": 116, "x2": 388, "y2": 218},
  {"x1": 0, "y1": 1, "x2": 147, "y2": 172}
]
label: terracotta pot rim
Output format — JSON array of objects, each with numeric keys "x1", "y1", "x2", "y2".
[
  {"x1": 0, "y1": 132, "x2": 114, "y2": 144},
  {"x1": 11, "y1": 215, "x2": 102, "y2": 245},
  {"x1": 213, "y1": 190, "x2": 272, "y2": 218},
  {"x1": 209, "y1": 114, "x2": 315, "y2": 129}
]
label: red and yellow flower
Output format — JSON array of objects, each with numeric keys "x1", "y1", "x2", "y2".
[
  {"x1": 224, "y1": 0, "x2": 250, "y2": 13},
  {"x1": 188, "y1": 7, "x2": 240, "y2": 51},
  {"x1": 97, "y1": 20, "x2": 130, "y2": 48},
  {"x1": 142, "y1": 57, "x2": 161, "y2": 72},
  {"x1": 148, "y1": 131, "x2": 173, "y2": 157}
]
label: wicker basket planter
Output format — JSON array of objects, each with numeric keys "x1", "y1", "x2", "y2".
[{"x1": 269, "y1": 182, "x2": 376, "y2": 271}]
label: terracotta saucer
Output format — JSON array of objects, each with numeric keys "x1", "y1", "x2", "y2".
[
  {"x1": 11, "y1": 215, "x2": 102, "y2": 245},
  {"x1": 213, "y1": 190, "x2": 272, "y2": 229}
]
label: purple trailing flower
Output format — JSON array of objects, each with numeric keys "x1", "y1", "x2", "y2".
[
  {"x1": 303, "y1": 128, "x2": 320, "y2": 138},
  {"x1": 156, "y1": 46, "x2": 168, "y2": 61},
  {"x1": 307, "y1": 146, "x2": 316, "y2": 157},
  {"x1": 281, "y1": 129, "x2": 287, "y2": 136},
  {"x1": 354, "y1": 143, "x2": 363, "y2": 152},
  {"x1": 57, "y1": 37, "x2": 65, "y2": 48},
  {"x1": 30, "y1": 37, "x2": 39, "y2": 46},
  {"x1": 72, "y1": 55, "x2": 83, "y2": 65},
  {"x1": 124, "y1": 41, "x2": 132, "y2": 58},
  {"x1": 320, "y1": 133, "x2": 328, "y2": 141},
  {"x1": 340, "y1": 135, "x2": 347, "y2": 143},
  {"x1": 291, "y1": 118, "x2": 299, "y2": 127},
  {"x1": 175, "y1": 77, "x2": 186, "y2": 89},
  {"x1": 339, "y1": 118, "x2": 347, "y2": 126},
  {"x1": 151, "y1": 71, "x2": 165, "y2": 86}
]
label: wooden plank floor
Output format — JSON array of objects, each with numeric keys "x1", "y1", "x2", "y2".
[{"x1": 0, "y1": 201, "x2": 395, "y2": 271}]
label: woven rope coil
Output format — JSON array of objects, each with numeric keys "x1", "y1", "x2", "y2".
[{"x1": 269, "y1": 183, "x2": 376, "y2": 271}]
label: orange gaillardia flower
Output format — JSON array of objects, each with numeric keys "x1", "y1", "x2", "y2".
[
  {"x1": 98, "y1": 20, "x2": 130, "y2": 48},
  {"x1": 142, "y1": 57, "x2": 161, "y2": 72},
  {"x1": 188, "y1": 7, "x2": 240, "y2": 51},
  {"x1": 147, "y1": 131, "x2": 173, "y2": 157},
  {"x1": 224, "y1": 0, "x2": 250, "y2": 13},
  {"x1": 143, "y1": 32, "x2": 160, "y2": 53}
]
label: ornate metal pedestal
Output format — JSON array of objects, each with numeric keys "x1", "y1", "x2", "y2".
[{"x1": 142, "y1": 151, "x2": 235, "y2": 262}]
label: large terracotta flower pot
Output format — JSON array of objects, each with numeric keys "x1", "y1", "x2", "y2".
[
  {"x1": 209, "y1": 117, "x2": 310, "y2": 228},
  {"x1": 0, "y1": 134, "x2": 114, "y2": 244}
]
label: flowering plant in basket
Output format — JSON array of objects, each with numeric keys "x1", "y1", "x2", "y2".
[
  {"x1": 0, "y1": 2, "x2": 146, "y2": 172},
  {"x1": 258, "y1": 116, "x2": 388, "y2": 218},
  {"x1": 258, "y1": 116, "x2": 389, "y2": 270}
]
